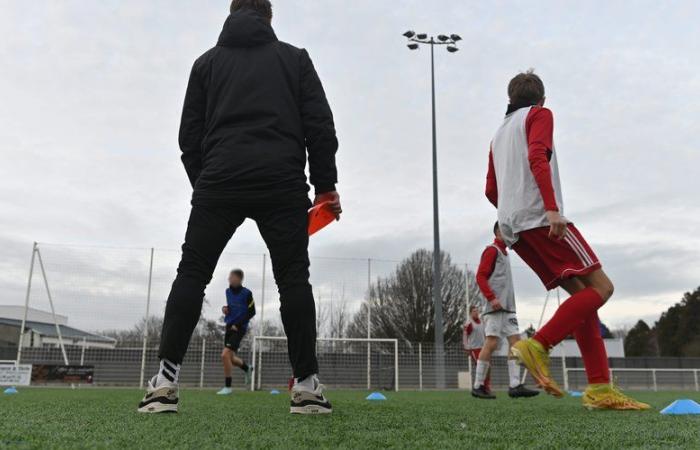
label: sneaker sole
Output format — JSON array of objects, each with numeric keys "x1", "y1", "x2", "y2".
[
  {"x1": 137, "y1": 402, "x2": 178, "y2": 413},
  {"x1": 290, "y1": 404, "x2": 332, "y2": 415},
  {"x1": 511, "y1": 345, "x2": 564, "y2": 398},
  {"x1": 508, "y1": 392, "x2": 540, "y2": 399},
  {"x1": 471, "y1": 395, "x2": 496, "y2": 400}
]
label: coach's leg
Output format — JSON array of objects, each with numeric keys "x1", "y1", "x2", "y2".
[
  {"x1": 254, "y1": 203, "x2": 318, "y2": 380},
  {"x1": 158, "y1": 205, "x2": 245, "y2": 365}
]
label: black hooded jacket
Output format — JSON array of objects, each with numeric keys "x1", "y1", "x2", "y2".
[{"x1": 179, "y1": 10, "x2": 338, "y2": 205}]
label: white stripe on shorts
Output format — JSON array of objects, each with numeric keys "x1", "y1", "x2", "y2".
[{"x1": 564, "y1": 233, "x2": 594, "y2": 266}]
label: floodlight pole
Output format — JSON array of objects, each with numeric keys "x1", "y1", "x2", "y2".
[
  {"x1": 428, "y1": 38, "x2": 446, "y2": 389},
  {"x1": 404, "y1": 31, "x2": 460, "y2": 388}
]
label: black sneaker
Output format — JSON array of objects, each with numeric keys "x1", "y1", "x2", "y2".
[
  {"x1": 508, "y1": 384, "x2": 540, "y2": 398},
  {"x1": 137, "y1": 376, "x2": 179, "y2": 413},
  {"x1": 471, "y1": 385, "x2": 496, "y2": 399},
  {"x1": 290, "y1": 375, "x2": 332, "y2": 414}
]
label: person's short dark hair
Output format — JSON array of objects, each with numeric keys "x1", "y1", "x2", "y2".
[
  {"x1": 493, "y1": 221, "x2": 500, "y2": 236},
  {"x1": 230, "y1": 0, "x2": 272, "y2": 19},
  {"x1": 469, "y1": 305, "x2": 478, "y2": 313},
  {"x1": 508, "y1": 69, "x2": 545, "y2": 105},
  {"x1": 230, "y1": 268, "x2": 245, "y2": 280}
]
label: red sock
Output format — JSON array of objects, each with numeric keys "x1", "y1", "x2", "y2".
[
  {"x1": 534, "y1": 287, "x2": 604, "y2": 349},
  {"x1": 574, "y1": 311, "x2": 610, "y2": 384},
  {"x1": 484, "y1": 375, "x2": 491, "y2": 391}
]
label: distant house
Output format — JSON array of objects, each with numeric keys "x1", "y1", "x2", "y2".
[{"x1": 0, "y1": 305, "x2": 116, "y2": 349}]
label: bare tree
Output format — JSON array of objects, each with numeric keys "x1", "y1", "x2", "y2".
[
  {"x1": 315, "y1": 285, "x2": 350, "y2": 338},
  {"x1": 346, "y1": 249, "x2": 472, "y2": 345}
]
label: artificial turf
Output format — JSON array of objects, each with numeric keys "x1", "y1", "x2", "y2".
[{"x1": 1, "y1": 388, "x2": 699, "y2": 449}]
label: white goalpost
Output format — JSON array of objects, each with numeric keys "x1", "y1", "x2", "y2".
[{"x1": 251, "y1": 336, "x2": 399, "y2": 392}]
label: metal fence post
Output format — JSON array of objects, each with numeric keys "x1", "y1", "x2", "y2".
[
  {"x1": 418, "y1": 342, "x2": 423, "y2": 391},
  {"x1": 80, "y1": 337, "x2": 86, "y2": 366},
  {"x1": 139, "y1": 247, "x2": 154, "y2": 388},
  {"x1": 257, "y1": 254, "x2": 266, "y2": 390},
  {"x1": 394, "y1": 339, "x2": 399, "y2": 392},
  {"x1": 652, "y1": 369, "x2": 658, "y2": 392},
  {"x1": 200, "y1": 338, "x2": 206, "y2": 389},
  {"x1": 250, "y1": 336, "x2": 257, "y2": 392},
  {"x1": 367, "y1": 258, "x2": 372, "y2": 390},
  {"x1": 695, "y1": 369, "x2": 699, "y2": 392}
]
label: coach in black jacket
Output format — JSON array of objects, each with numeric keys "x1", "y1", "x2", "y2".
[{"x1": 150, "y1": 0, "x2": 340, "y2": 412}]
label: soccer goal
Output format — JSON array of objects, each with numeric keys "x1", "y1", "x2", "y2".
[{"x1": 250, "y1": 336, "x2": 399, "y2": 392}]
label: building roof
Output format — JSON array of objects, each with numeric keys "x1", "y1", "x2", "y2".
[
  {"x1": 0, "y1": 305, "x2": 68, "y2": 325},
  {"x1": 0, "y1": 318, "x2": 116, "y2": 344}
]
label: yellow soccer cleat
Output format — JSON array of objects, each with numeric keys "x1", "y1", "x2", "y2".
[
  {"x1": 582, "y1": 384, "x2": 652, "y2": 411},
  {"x1": 510, "y1": 338, "x2": 564, "y2": 398}
]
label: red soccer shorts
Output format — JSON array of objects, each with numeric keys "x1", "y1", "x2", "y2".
[
  {"x1": 513, "y1": 224, "x2": 601, "y2": 290},
  {"x1": 468, "y1": 348, "x2": 481, "y2": 362}
]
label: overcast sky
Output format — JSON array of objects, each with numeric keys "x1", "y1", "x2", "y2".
[{"x1": 1, "y1": 1, "x2": 698, "y2": 335}]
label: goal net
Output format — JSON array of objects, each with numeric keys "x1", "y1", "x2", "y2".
[{"x1": 251, "y1": 336, "x2": 399, "y2": 391}]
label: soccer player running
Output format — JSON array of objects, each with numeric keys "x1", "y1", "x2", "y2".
[
  {"x1": 138, "y1": 0, "x2": 340, "y2": 414},
  {"x1": 471, "y1": 222, "x2": 539, "y2": 400},
  {"x1": 463, "y1": 306, "x2": 490, "y2": 393},
  {"x1": 486, "y1": 70, "x2": 649, "y2": 410},
  {"x1": 217, "y1": 269, "x2": 255, "y2": 395}
]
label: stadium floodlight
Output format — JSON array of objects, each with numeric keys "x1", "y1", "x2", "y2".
[{"x1": 401, "y1": 28, "x2": 460, "y2": 390}]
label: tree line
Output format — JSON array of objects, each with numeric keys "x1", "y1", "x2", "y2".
[
  {"x1": 624, "y1": 286, "x2": 700, "y2": 357},
  {"x1": 101, "y1": 248, "x2": 700, "y2": 358}
]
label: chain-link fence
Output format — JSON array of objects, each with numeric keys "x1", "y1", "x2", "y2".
[
  {"x1": 3, "y1": 242, "x2": 700, "y2": 391},
  {"x1": 2, "y1": 340, "x2": 700, "y2": 391}
]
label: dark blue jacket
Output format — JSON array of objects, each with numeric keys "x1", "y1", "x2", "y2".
[{"x1": 225, "y1": 286, "x2": 256, "y2": 330}]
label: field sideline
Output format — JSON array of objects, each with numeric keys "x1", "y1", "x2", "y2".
[{"x1": 1, "y1": 388, "x2": 699, "y2": 449}]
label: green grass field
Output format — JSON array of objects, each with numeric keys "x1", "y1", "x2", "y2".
[{"x1": 1, "y1": 388, "x2": 699, "y2": 449}]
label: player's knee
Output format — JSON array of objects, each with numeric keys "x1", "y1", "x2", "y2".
[{"x1": 596, "y1": 279, "x2": 614, "y2": 302}]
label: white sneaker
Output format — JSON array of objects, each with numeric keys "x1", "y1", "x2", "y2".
[
  {"x1": 290, "y1": 375, "x2": 332, "y2": 415},
  {"x1": 137, "y1": 376, "x2": 178, "y2": 413},
  {"x1": 217, "y1": 387, "x2": 233, "y2": 395}
]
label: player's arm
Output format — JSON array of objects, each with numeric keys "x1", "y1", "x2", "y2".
[
  {"x1": 178, "y1": 60, "x2": 206, "y2": 188},
  {"x1": 485, "y1": 147, "x2": 498, "y2": 207},
  {"x1": 246, "y1": 292, "x2": 256, "y2": 321},
  {"x1": 300, "y1": 49, "x2": 341, "y2": 217},
  {"x1": 475, "y1": 247, "x2": 502, "y2": 310},
  {"x1": 526, "y1": 107, "x2": 566, "y2": 238}
]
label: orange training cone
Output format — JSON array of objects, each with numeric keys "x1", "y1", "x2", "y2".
[{"x1": 308, "y1": 201, "x2": 335, "y2": 236}]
